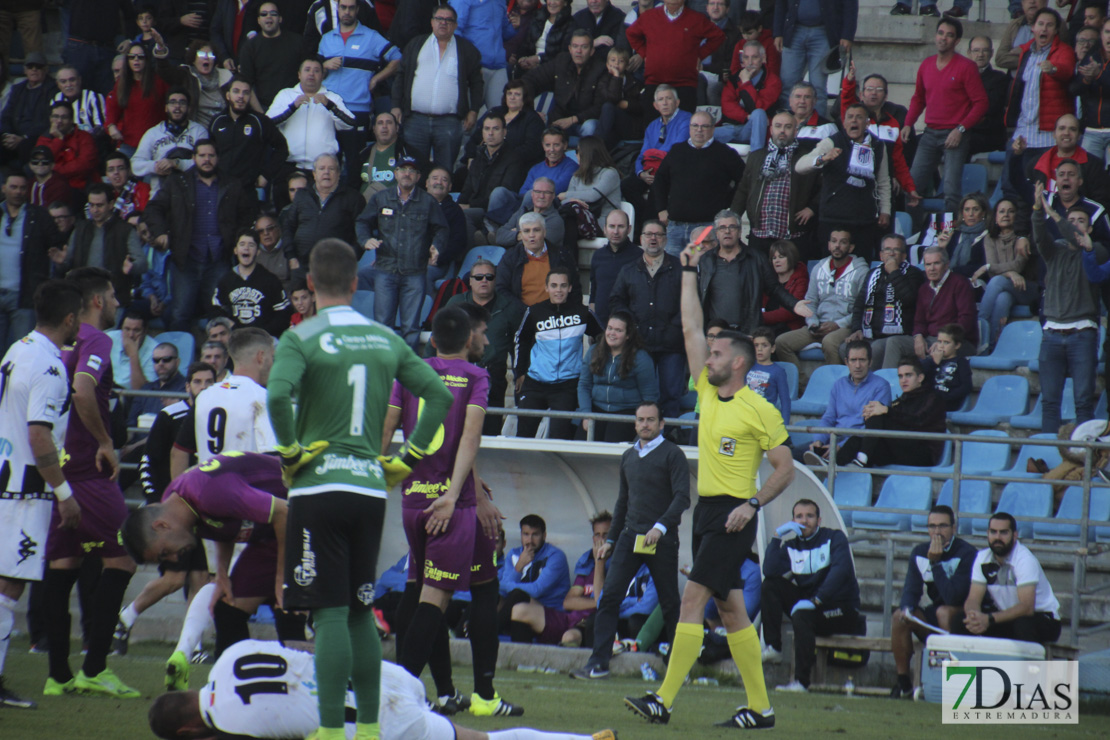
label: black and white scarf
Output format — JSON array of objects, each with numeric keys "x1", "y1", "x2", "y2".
[
  {"x1": 861, "y1": 261, "x2": 911, "y2": 338},
  {"x1": 761, "y1": 140, "x2": 797, "y2": 179},
  {"x1": 845, "y1": 135, "x2": 876, "y2": 187}
]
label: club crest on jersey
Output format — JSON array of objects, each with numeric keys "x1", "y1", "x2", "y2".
[
  {"x1": 87, "y1": 355, "x2": 102, "y2": 371},
  {"x1": 719, "y1": 437, "x2": 736, "y2": 456},
  {"x1": 243, "y1": 124, "x2": 252, "y2": 136},
  {"x1": 356, "y1": 582, "x2": 375, "y2": 605},
  {"x1": 293, "y1": 528, "x2": 316, "y2": 586}
]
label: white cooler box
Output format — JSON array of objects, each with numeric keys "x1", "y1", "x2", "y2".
[{"x1": 921, "y1": 635, "x2": 1045, "y2": 703}]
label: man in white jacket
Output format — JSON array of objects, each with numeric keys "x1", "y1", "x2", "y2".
[
  {"x1": 266, "y1": 59, "x2": 356, "y2": 171},
  {"x1": 131, "y1": 88, "x2": 208, "y2": 195}
]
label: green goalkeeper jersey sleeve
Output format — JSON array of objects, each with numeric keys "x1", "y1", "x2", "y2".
[{"x1": 267, "y1": 305, "x2": 452, "y2": 497}]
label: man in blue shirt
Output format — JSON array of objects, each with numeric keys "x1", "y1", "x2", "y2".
[
  {"x1": 319, "y1": 0, "x2": 403, "y2": 187},
  {"x1": 484, "y1": 126, "x2": 578, "y2": 231},
  {"x1": 620, "y1": 85, "x2": 692, "y2": 236},
  {"x1": 801, "y1": 339, "x2": 891, "y2": 466},
  {"x1": 451, "y1": 0, "x2": 516, "y2": 112},
  {"x1": 498, "y1": 514, "x2": 572, "y2": 640}
]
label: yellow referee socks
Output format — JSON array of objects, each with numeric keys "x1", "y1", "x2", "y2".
[
  {"x1": 727, "y1": 626, "x2": 770, "y2": 713},
  {"x1": 656, "y1": 622, "x2": 704, "y2": 709}
]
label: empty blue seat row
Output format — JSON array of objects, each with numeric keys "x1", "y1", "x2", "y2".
[
  {"x1": 910, "y1": 480, "x2": 993, "y2": 534},
  {"x1": 792, "y1": 365, "x2": 848, "y2": 416},
  {"x1": 1034, "y1": 487, "x2": 1110, "y2": 542},
  {"x1": 970, "y1": 321, "x2": 1041, "y2": 371},
  {"x1": 949, "y1": 375, "x2": 1029, "y2": 426}
]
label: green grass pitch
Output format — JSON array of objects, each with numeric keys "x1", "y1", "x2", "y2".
[{"x1": 1, "y1": 638, "x2": 1106, "y2": 739}]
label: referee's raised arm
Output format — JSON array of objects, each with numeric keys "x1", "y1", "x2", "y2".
[{"x1": 679, "y1": 242, "x2": 709, "y2": 379}]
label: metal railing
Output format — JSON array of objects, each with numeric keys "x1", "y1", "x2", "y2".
[{"x1": 116, "y1": 390, "x2": 1108, "y2": 646}]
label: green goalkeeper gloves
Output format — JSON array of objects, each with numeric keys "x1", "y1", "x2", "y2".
[
  {"x1": 377, "y1": 440, "x2": 435, "y2": 488},
  {"x1": 275, "y1": 441, "x2": 330, "y2": 487}
]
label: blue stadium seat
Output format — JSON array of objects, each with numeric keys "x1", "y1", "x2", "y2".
[
  {"x1": 912, "y1": 480, "x2": 993, "y2": 534},
  {"x1": 1010, "y1": 379, "x2": 1076, "y2": 430},
  {"x1": 777, "y1": 361, "x2": 799, "y2": 400},
  {"x1": 852, "y1": 474, "x2": 933, "y2": 531},
  {"x1": 154, "y1": 331, "x2": 195, "y2": 363},
  {"x1": 351, "y1": 290, "x2": 374, "y2": 319},
  {"x1": 831, "y1": 471, "x2": 872, "y2": 527},
  {"x1": 680, "y1": 389, "x2": 697, "y2": 411},
  {"x1": 969, "y1": 321, "x2": 1042, "y2": 370},
  {"x1": 894, "y1": 211, "x2": 912, "y2": 240},
  {"x1": 1033, "y1": 486, "x2": 1110, "y2": 541},
  {"x1": 792, "y1": 365, "x2": 848, "y2": 416},
  {"x1": 930, "y1": 430, "x2": 1011, "y2": 475},
  {"x1": 949, "y1": 375, "x2": 1029, "y2": 426},
  {"x1": 961, "y1": 163, "x2": 987, "y2": 197},
  {"x1": 1010, "y1": 305, "x2": 1033, "y2": 319},
  {"x1": 458, "y1": 246, "x2": 507, "y2": 279},
  {"x1": 880, "y1": 439, "x2": 952, "y2": 471},
  {"x1": 996, "y1": 433, "x2": 1063, "y2": 481},
  {"x1": 874, "y1": 368, "x2": 902, "y2": 400},
  {"x1": 972, "y1": 482, "x2": 1053, "y2": 538}
]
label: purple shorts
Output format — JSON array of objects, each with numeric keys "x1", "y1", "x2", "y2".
[
  {"x1": 470, "y1": 524, "x2": 497, "y2": 585},
  {"x1": 538, "y1": 606, "x2": 593, "y2": 645},
  {"x1": 46, "y1": 477, "x2": 128, "y2": 560},
  {"x1": 230, "y1": 540, "x2": 278, "y2": 600},
  {"x1": 402, "y1": 505, "x2": 476, "y2": 592}
]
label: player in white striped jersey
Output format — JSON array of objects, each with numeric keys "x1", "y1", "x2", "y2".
[
  {"x1": 0, "y1": 280, "x2": 84, "y2": 709},
  {"x1": 148, "y1": 640, "x2": 616, "y2": 740},
  {"x1": 190, "y1": 328, "x2": 277, "y2": 463}
]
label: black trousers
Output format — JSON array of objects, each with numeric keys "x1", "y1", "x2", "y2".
[
  {"x1": 587, "y1": 528, "x2": 681, "y2": 670},
  {"x1": 984, "y1": 612, "x2": 1062, "y2": 645},
  {"x1": 761, "y1": 576, "x2": 863, "y2": 687},
  {"x1": 483, "y1": 364, "x2": 509, "y2": 436},
  {"x1": 858, "y1": 414, "x2": 938, "y2": 467},
  {"x1": 516, "y1": 377, "x2": 578, "y2": 440}
]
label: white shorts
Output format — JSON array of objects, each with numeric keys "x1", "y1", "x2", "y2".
[
  {"x1": 0, "y1": 495, "x2": 54, "y2": 581},
  {"x1": 380, "y1": 663, "x2": 456, "y2": 740}
]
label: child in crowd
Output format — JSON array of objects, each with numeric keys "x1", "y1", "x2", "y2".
[
  {"x1": 734, "y1": 10, "x2": 780, "y2": 78},
  {"x1": 289, "y1": 277, "x2": 316, "y2": 326},
  {"x1": 597, "y1": 47, "x2": 645, "y2": 147},
  {"x1": 130, "y1": 4, "x2": 161, "y2": 58},
  {"x1": 921, "y1": 323, "x2": 972, "y2": 411},
  {"x1": 132, "y1": 219, "x2": 172, "y2": 322},
  {"x1": 746, "y1": 326, "x2": 791, "y2": 422}
]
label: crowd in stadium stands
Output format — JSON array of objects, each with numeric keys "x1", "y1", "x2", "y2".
[{"x1": 0, "y1": 0, "x2": 1089, "y2": 712}]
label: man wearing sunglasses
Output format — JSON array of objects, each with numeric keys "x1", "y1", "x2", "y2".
[
  {"x1": 0, "y1": 51, "x2": 58, "y2": 167},
  {"x1": 238, "y1": 2, "x2": 303, "y2": 111}
]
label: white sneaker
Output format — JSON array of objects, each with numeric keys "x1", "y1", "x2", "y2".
[
  {"x1": 775, "y1": 679, "x2": 808, "y2": 692},
  {"x1": 761, "y1": 645, "x2": 783, "y2": 664}
]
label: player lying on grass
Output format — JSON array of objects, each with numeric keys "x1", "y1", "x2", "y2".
[{"x1": 147, "y1": 639, "x2": 615, "y2": 740}]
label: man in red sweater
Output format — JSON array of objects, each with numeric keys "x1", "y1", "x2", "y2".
[
  {"x1": 901, "y1": 18, "x2": 988, "y2": 218},
  {"x1": 36, "y1": 101, "x2": 99, "y2": 192},
  {"x1": 627, "y1": 0, "x2": 724, "y2": 113},
  {"x1": 913, "y1": 246, "x2": 979, "y2": 358},
  {"x1": 714, "y1": 40, "x2": 780, "y2": 148}
]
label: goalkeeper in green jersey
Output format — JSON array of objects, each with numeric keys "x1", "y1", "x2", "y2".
[{"x1": 267, "y1": 238, "x2": 453, "y2": 740}]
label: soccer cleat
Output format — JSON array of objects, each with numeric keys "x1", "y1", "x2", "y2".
[
  {"x1": 28, "y1": 640, "x2": 48, "y2": 655},
  {"x1": 0, "y1": 677, "x2": 37, "y2": 708},
  {"x1": 760, "y1": 645, "x2": 782, "y2": 664},
  {"x1": 775, "y1": 679, "x2": 808, "y2": 693},
  {"x1": 166, "y1": 650, "x2": 190, "y2": 691},
  {"x1": 73, "y1": 669, "x2": 141, "y2": 698},
  {"x1": 591, "y1": 731, "x2": 618, "y2": 740},
  {"x1": 432, "y1": 690, "x2": 471, "y2": 716},
  {"x1": 624, "y1": 692, "x2": 670, "y2": 724},
  {"x1": 42, "y1": 677, "x2": 75, "y2": 696},
  {"x1": 373, "y1": 607, "x2": 390, "y2": 636},
  {"x1": 353, "y1": 721, "x2": 381, "y2": 740},
  {"x1": 111, "y1": 619, "x2": 131, "y2": 656},
  {"x1": 570, "y1": 664, "x2": 610, "y2": 680},
  {"x1": 469, "y1": 692, "x2": 523, "y2": 717},
  {"x1": 715, "y1": 706, "x2": 776, "y2": 729}
]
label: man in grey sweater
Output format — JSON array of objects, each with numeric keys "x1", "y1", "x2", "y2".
[
  {"x1": 1032, "y1": 182, "x2": 1106, "y2": 435},
  {"x1": 569, "y1": 401, "x2": 691, "y2": 679}
]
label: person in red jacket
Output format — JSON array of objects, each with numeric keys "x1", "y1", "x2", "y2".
[
  {"x1": 106, "y1": 43, "x2": 169, "y2": 152},
  {"x1": 1002, "y1": 8, "x2": 1077, "y2": 215},
  {"x1": 762, "y1": 239, "x2": 809, "y2": 334},
  {"x1": 840, "y1": 62, "x2": 921, "y2": 208},
  {"x1": 735, "y1": 10, "x2": 780, "y2": 78},
  {"x1": 36, "y1": 100, "x2": 99, "y2": 192},
  {"x1": 714, "y1": 39, "x2": 780, "y2": 148},
  {"x1": 1030, "y1": 113, "x2": 1110, "y2": 205},
  {"x1": 626, "y1": 0, "x2": 724, "y2": 112}
]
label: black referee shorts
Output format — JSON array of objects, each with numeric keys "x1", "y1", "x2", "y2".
[
  {"x1": 283, "y1": 491, "x2": 386, "y2": 612},
  {"x1": 687, "y1": 496, "x2": 758, "y2": 600}
]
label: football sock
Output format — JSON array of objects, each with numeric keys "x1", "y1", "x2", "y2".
[
  {"x1": 314, "y1": 606, "x2": 353, "y2": 729},
  {"x1": 212, "y1": 600, "x2": 251, "y2": 658},
  {"x1": 469, "y1": 579, "x2": 500, "y2": 700},
  {"x1": 175, "y1": 583, "x2": 215, "y2": 656},
  {"x1": 274, "y1": 608, "x2": 308, "y2": 643},
  {"x1": 81, "y1": 568, "x2": 133, "y2": 677},
  {"x1": 399, "y1": 602, "x2": 444, "y2": 679},
  {"x1": 347, "y1": 607, "x2": 381, "y2": 725},
  {"x1": 727, "y1": 625, "x2": 770, "y2": 714},
  {"x1": 44, "y1": 567, "x2": 80, "y2": 683},
  {"x1": 118, "y1": 602, "x2": 140, "y2": 629},
  {"x1": 897, "y1": 673, "x2": 913, "y2": 691},
  {"x1": 392, "y1": 582, "x2": 420, "y2": 654},
  {"x1": 497, "y1": 588, "x2": 531, "y2": 633},
  {"x1": 0, "y1": 594, "x2": 15, "y2": 675},
  {"x1": 509, "y1": 619, "x2": 536, "y2": 644},
  {"x1": 489, "y1": 731, "x2": 593, "y2": 740},
  {"x1": 657, "y1": 622, "x2": 703, "y2": 709},
  {"x1": 427, "y1": 622, "x2": 455, "y2": 699}
]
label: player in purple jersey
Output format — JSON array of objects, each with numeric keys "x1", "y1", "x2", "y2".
[
  {"x1": 42, "y1": 268, "x2": 141, "y2": 700},
  {"x1": 383, "y1": 305, "x2": 523, "y2": 718},
  {"x1": 120, "y1": 451, "x2": 307, "y2": 679}
]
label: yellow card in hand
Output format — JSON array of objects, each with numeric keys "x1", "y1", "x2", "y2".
[{"x1": 634, "y1": 534, "x2": 657, "y2": 555}]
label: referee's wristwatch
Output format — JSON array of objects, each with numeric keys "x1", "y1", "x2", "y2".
[{"x1": 747, "y1": 497, "x2": 761, "y2": 511}]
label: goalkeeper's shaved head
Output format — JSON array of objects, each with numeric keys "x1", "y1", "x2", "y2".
[{"x1": 308, "y1": 238, "x2": 358, "y2": 297}]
